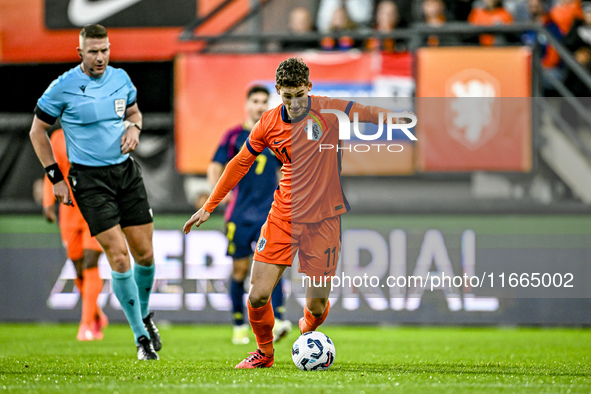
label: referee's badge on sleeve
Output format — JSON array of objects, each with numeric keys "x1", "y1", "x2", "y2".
[{"x1": 114, "y1": 99, "x2": 126, "y2": 118}]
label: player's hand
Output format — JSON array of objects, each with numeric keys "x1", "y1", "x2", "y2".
[
  {"x1": 121, "y1": 125, "x2": 140, "y2": 154},
  {"x1": 183, "y1": 208, "x2": 211, "y2": 234},
  {"x1": 43, "y1": 205, "x2": 56, "y2": 223},
  {"x1": 396, "y1": 111, "x2": 415, "y2": 124},
  {"x1": 53, "y1": 180, "x2": 73, "y2": 206}
]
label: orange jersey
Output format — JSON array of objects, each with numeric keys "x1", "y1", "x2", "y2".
[
  {"x1": 204, "y1": 96, "x2": 388, "y2": 223},
  {"x1": 468, "y1": 7, "x2": 514, "y2": 46}
]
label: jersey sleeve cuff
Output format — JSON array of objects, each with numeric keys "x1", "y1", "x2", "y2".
[
  {"x1": 245, "y1": 139, "x2": 262, "y2": 156},
  {"x1": 126, "y1": 98, "x2": 137, "y2": 108},
  {"x1": 344, "y1": 101, "x2": 355, "y2": 116},
  {"x1": 34, "y1": 105, "x2": 57, "y2": 125}
]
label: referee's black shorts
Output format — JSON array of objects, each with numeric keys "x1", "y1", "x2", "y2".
[{"x1": 68, "y1": 157, "x2": 153, "y2": 236}]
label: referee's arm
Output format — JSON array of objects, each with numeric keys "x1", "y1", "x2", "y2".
[
  {"x1": 30, "y1": 115, "x2": 56, "y2": 168},
  {"x1": 29, "y1": 115, "x2": 71, "y2": 206},
  {"x1": 121, "y1": 103, "x2": 142, "y2": 154}
]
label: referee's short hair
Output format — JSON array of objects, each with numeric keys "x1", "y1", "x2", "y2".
[{"x1": 80, "y1": 24, "x2": 108, "y2": 41}]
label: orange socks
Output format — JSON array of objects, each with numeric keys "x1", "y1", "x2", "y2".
[
  {"x1": 248, "y1": 301, "x2": 275, "y2": 356},
  {"x1": 302, "y1": 301, "x2": 331, "y2": 333},
  {"x1": 81, "y1": 267, "x2": 103, "y2": 326}
]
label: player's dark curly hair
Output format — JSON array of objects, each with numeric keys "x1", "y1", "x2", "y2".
[
  {"x1": 80, "y1": 24, "x2": 108, "y2": 41},
  {"x1": 275, "y1": 58, "x2": 309, "y2": 88}
]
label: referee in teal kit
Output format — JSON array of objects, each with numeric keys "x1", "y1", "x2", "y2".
[{"x1": 29, "y1": 24, "x2": 161, "y2": 361}]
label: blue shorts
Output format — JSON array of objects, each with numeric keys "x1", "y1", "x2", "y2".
[{"x1": 225, "y1": 220, "x2": 263, "y2": 260}]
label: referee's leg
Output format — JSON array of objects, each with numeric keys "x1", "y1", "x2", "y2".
[
  {"x1": 96, "y1": 225, "x2": 132, "y2": 273},
  {"x1": 123, "y1": 223, "x2": 155, "y2": 319},
  {"x1": 96, "y1": 225, "x2": 152, "y2": 350},
  {"x1": 123, "y1": 223, "x2": 161, "y2": 352},
  {"x1": 122, "y1": 222, "x2": 154, "y2": 267}
]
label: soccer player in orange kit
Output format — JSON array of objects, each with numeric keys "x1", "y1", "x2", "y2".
[
  {"x1": 43, "y1": 128, "x2": 107, "y2": 341},
  {"x1": 184, "y1": 57, "x2": 412, "y2": 368}
]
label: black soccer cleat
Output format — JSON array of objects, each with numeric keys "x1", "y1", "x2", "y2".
[
  {"x1": 137, "y1": 335, "x2": 159, "y2": 360},
  {"x1": 143, "y1": 311, "x2": 162, "y2": 351}
]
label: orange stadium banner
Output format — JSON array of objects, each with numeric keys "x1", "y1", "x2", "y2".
[
  {"x1": 416, "y1": 47, "x2": 532, "y2": 172},
  {"x1": 174, "y1": 52, "x2": 415, "y2": 175},
  {"x1": 0, "y1": 0, "x2": 250, "y2": 62}
]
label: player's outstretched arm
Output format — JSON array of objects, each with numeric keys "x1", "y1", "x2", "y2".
[
  {"x1": 352, "y1": 103, "x2": 415, "y2": 125},
  {"x1": 350, "y1": 104, "x2": 417, "y2": 141},
  {"x1": 182, "y1": 143, "x2": 257, "y2": 233},
  {"x1": 207, "y1": 161, "x2": 231, "y2": 206},
  {"x1": 29, "y1": 116, "x2": 72, "y2": 206},
  {"x1": 183, "y1": 208, "x2": 210, "y2": 233}
]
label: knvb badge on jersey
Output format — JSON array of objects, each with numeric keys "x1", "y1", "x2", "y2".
[{"x1": 307, "y1": 110, "x2": 418, "y2": 153}]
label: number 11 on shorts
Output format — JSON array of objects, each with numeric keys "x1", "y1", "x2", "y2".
[{"x1": 324, "y1": 246, "x2": 337, "y2": 269}]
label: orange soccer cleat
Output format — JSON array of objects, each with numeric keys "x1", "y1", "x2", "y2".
[{"x1": 234, "y1": 349, "x2": 274, "y2": 369}]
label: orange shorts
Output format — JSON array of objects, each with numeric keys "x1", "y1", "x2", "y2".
[
  {"x1": 253, "y1": 213, "x2": 341, "y2": 279},
  {"x1": 59, "y1": 204, "x2": 102, "y2": 261}
]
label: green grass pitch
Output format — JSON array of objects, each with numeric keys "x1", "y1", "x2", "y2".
[{"x1": 1, "y1": 324, "x2": 590, "y2": 393}]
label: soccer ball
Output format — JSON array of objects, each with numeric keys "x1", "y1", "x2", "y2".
[{"x1": 291, "y1": 331, "x2": 335, "y2": 371}]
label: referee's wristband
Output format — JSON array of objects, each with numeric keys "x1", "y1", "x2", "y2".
[
  {"x1": 127, "y1": 122, "x2": 142, "y2": 132},
  {"x1": 44, "y1": 163, "x2": 64, "y2": 184}
]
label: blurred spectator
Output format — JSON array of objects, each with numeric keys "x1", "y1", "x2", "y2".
[
  {"x1": 468, "y1": 0, "x2": 515, "y2": 46},
  {"x1": 365, "y1": 0, "x2": 404, "y2": 51},
  {"x1": 522, "y1": 0, "x2": 563, "y2": 69},
  {"x1": 566, "y1": 46, "x2": 591, "y2": 95},
  {"x1": 418, "y1": 0, "x2": 462, "y2": 46},
  {"x1": 321, "y1": 5, "x2": 360, "y2": 50},
  {"x1": 445, "y1": 0, "x2": 476, "y2": 21},
  {"x1": 281, "y1": 7, "x2": 319, "y2": 51},
  {"x1": 562, "y1": 2, "x2": 591, "y2": 124},
  {"x1": 563, "y1": 1, "x2": 591, "y2": 51},
  {"x1": 505, "y1": 0, "x2": 530, "y2": 21},
  {"x1": 382, "y1": 0, "x2": 413, "y2": 27},
  {"x1": 424, "y1": 0, "x2": 447, "y2": 26},
  {"x1": 317, "y1": 0, "x2": 374, "y2": 33},
  {"x1": 550, "y1": 0, "x2": 583, "y2": 34}
]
